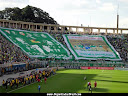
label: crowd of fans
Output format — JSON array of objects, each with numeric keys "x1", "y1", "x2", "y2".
[
  {"x1": 106, "y1": 35, "x2": 128, "y2": 61},
  {"x1": 0, "y1": 29, "x2": 128, "y2": 65},
  {"x1": 2, "y1": 68, "x2": 57, "y2": 91},
  {"x1": 0, "y1": 34, "x2": 29, "y2": 64}
]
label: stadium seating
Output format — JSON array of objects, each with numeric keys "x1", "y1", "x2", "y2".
[
  {"x1": 106, "y1": 35, "x2": 128, "y2": 61},
  {"x1": 0, "y1": 28, "x2": 128, "y2": 64},
  {"x1": 0, "y1": 34, "x2": 29, "y2": 64}
]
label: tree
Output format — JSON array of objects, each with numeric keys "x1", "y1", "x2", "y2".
[
  {"x1": 0, "y1": 11, "x2": 4, "y2": 19},
  {"x1": 2, "y1": 8, "x2": 13, "y2": 20},
  {"x1": 21, "y1": 5, "x2": 35, "y2": 22},
  {"x1": 11, "y1": 7, "x2": 22, "y2": 21},
  {"x1": 0, "y1": 5, "x2": 58, "y2": 24}
]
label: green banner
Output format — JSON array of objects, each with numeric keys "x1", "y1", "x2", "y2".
[
  {"x1": 0, "y1": 27, "x2": 72, "y2": 59},
  {"x1": 63, "y1": 34, "x2": 121, "y2": 61}
]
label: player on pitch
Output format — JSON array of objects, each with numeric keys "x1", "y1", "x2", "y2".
[
  {"x1": 87, "y1": 81, "x2": 91, "y2": 89},
  {"x1": 44, "y1": 77, "x2": 47, "y2": 84},
  {"x1": 38, "y1": 84, "x2": 41, "y2": 93},
  {"x1": 88, "y1": 84, "x2": 92, "y2": 93},
  {"x1": 94, "y1": 81, "x2": 97, "y2": 88}
]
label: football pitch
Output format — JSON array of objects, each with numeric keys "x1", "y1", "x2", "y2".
[{"x1": 1, "y1": 69, "x2": 128, "y2": 93}]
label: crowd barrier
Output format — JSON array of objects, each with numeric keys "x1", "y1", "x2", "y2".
[{"x1": 81, "y1": 66, "x2": 114, "y2": 70}]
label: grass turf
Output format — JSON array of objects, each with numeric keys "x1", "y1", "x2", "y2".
[{"x1": 1, "y1": 69, "x2": 128, "y2": 93}]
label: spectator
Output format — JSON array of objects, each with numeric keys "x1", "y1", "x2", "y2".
[
  {"x1": 5, "y1": 81, "x2": 8, "y2": 90},
  {"x1": 2, "y1": 79, "x2": 5, "y2": 87}
]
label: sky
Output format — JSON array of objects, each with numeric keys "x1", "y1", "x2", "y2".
[{"x1": 0, "y1": 0, "x2": 128, "y2": 29}]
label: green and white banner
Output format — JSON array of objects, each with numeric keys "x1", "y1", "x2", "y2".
[
  {"x1": 0, "y1": 27, "x2": 72, "y2": 59},
  {"x1": 63, "y1": 35, "x2": 121, "y2": 61}
]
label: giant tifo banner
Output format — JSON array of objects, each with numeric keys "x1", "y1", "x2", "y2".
[
  {"x1": 0, "y1": 27, "x2": 72, "y2": 59},
  {"x1": 63, "y1": 35, "x2": 121, "y2": 60}
]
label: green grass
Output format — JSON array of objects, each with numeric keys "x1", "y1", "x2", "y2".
[{"x1": 1, "y1": 69, "x2": 128, "y2": 93}]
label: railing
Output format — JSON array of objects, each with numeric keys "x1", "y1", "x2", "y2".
[{"x1": 0, "y1": 19, "x2": 128, "y2": 34}]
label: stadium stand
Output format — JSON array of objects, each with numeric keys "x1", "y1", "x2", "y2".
[
  {"x1": 0, "y1": 29, "x2": 127, "y2": 76},
  {"x1": 0, "y1": 19, "x2": 128, "y2": 76},
  {"x1": 0, "y1": 29, "x2": 128, "y2": 63},
  {"x1": 106, "y1": 35, "x2": 128, "y2": 61},
  {"x1": 0, "y1": 34, "x2": 29, "y2": 64}
]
